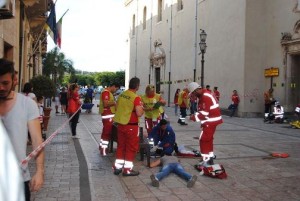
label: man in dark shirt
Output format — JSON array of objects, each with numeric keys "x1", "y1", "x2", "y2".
[{"x1": 86, "y1": 85, "x2": 94, "y2": 103}]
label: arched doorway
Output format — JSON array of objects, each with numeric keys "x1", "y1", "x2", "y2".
[
  {"x1": 150, "y1": 39, "x2": 166, "y2": 94},
  {"x1": 281, "y1": 21, "x2": 300, "y2": 111}
]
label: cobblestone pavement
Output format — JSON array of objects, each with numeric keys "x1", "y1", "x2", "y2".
[{"x1": 29, "y1": 100, "x2": 300, "y2": 201}]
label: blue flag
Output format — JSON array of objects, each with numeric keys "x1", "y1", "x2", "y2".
[{"x1": 46, "y1": 4, "x2": 58, "y2": 45}]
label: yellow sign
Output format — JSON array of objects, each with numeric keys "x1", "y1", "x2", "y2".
[{"x1": 265, "y1": 68, "x2": 279, "y2": 77}]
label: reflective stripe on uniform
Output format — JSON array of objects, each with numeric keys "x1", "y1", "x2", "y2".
[
  {"x1": 124, "y1": 161, "x2": 133, "y2": 169},
  {"x1": 101, "y1": 140, "x2": 109, "y2": 148},
  {"x1": 115, "y1": 159, "x2": 125, "y2": 169},
  {"x1": 210, "y1": 103, "x2": 220, "y2": 110},
  {"x1": 102, "y1": 114, "x2": 115, "y2": 119},
  {"x1": 200, "y1": 111, "x2": 209, "y2": 116},
  {"x1": 201, "y1": 116, "x2": 222, "y2": 124}
]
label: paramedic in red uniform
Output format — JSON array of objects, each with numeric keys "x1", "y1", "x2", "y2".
[
  {"x1": 98, "y1": 83, "x2": 120, "y2": 156},
  {"x1": 112, "y1": 77, "x2": 144, "y2": 176},
  {"x1": 188, "y1": 82, "x2": 223, "y2": 167}
]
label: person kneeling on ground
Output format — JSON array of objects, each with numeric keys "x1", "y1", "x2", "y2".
[
  {"x1": 148, "y1": 119, "x2": 175, "y2": 157},
  {"x1": 150, "y1": 154, "x2": 197, "y2": 188},
  {"x1": 273, "y1": 102, "x2": 285, "y2": 123}
]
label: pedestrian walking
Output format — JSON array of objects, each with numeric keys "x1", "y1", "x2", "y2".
[
  {"x1": 174, "y1": 88, "x2": 180, "y2": 116},
  {"x1": 189, "y1": 92, "x2": 197, "y2": 115},
  {"x1": 0, "y1": 59, "x2": 45, "y2": 201},
  {"x1": 213, "y1": 86, "x2": 220, "y2": 102},
  {"x1": 99, "y1": 83, "x2": 120, "y2": 156},
  {"x1": 112, "y1": 77, "x2": 144, "y2": 176},
  {"x1": 150, "y1": 155, "x2": 197, "y2": 188},
  {"x1": 229, "y1": 90, "x2": 240, "y2": 117},
  {"x1": 141, "y1": 84, "x2": 166, "y2": 134},
  {"x1": 54, "y1": 88, "x2": 60, "y2": 114},
  {"x1": 67, "y1": 83, "x2": 82, "y2": 139},
  {"x1": 188, "y1": 82, "x2": 223, "y2": 167},
  {"x1": 86, "y1": 85, "x2": 94, "y2": 103},
  {"x1": 59, "y1": 87, "x2": 67, "y2": 114},
  {"x1": 206, "y1": 85, "x2": 211, "y2": 92},
  {"x1": 177, "y1": 87, "x2": 189, "y2": 125}
]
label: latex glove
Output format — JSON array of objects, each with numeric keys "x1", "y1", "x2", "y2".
[{"x1": 150, "y1": 145, "x2": 158, "y2": 152}]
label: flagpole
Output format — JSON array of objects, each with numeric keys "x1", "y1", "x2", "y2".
[
  {"x1": 59, "y1": 9, "x2": 69, "y2": 20},
  {"x1": 29, "y1": 0, "x2": 59, "y2": 60},
  {"x1": 29, "y1": 26, "x2": 46, "y2": 60}
]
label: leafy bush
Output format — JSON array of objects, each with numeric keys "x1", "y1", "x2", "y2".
[{"x1": 30, "y1": 75, "x2": 56, "y2": 98}]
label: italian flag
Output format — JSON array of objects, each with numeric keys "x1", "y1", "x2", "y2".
[
  {"x1": 56, "y1": 17, "x2": 62, "y2": 48},
  {"x1": 56, "y1": 9, "x2": 69, "y2": 49}
]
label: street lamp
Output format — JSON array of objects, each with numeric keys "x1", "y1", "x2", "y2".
[{"x1": 199, "y1": 29, "x2": 207, "y2": 88}]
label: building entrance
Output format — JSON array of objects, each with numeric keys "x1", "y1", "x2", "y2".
[
  {"x1": 289, "y1": 55, "x2": 300, "y2": 109},
  {"x1": 155, "y1": 68, "x2": 161, "y2": 93}
]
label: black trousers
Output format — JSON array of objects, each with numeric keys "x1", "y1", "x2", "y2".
[
  {"x1": 180, "y1": 107, "x2": 187, "y2": 118},
  {"x1": 25, "y1": 181, "x2": 30, "y2": 201},
  {"x1": 69, "y1": 111, "x2": 80, "y2": 136}
]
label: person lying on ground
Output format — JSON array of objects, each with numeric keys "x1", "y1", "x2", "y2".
[{"x1": 149, "y1": 154, "x2": 197, "y2": 188}]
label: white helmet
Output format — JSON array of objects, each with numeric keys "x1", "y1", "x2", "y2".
[{"x1": 188, "y1": 82, "x2": 201, "y2": 93}]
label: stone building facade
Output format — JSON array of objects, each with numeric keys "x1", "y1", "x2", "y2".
[
  {"x1": 124, "y1": 0, "x2": 300, "y2": 116},
  {"x1": 0, "y1": 0, "x2": 50, "y2": 91}
]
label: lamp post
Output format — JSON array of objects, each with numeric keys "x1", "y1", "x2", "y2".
[{"x1": 199, "y1": 29, "x2": 207, "y2": 88}]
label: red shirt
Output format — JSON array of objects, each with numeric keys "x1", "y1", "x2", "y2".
[
  {"x1": 214, "y1": 90, "x2": 220, "y2": 101},
  {"x1": 101, "y1": 90, "x2": 113, "y2": 114},
  {"x1": 174, "y1": 93, "x2": 179, "y2": 104},
  {"x1": 67, "y1": 91, "x2": 80, "y2": 113},
  {"x1": 128, "y1": 96, "x2": 142, "y2": 123},
  {"x1": 232, "y1": 94, "x2": 240, "y2": 105}
]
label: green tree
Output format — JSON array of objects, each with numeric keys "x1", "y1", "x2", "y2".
[
  {"x1": 42, "y1": 47, "x2": 75, "y2": 85},
  {"x1": 94, "y1": 71, "x2": 125, "y2": 87}
]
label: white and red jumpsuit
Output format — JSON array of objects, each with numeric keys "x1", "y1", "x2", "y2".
[
  {"x1": 194, "y1": 89, "x2": 223, "y2": 161},
  {"x1": 99, "y1": 90, "x2": 115, "y2": 156},
  {"x1": 113, "y1": 90, "x2": 143, "y2": 173}
]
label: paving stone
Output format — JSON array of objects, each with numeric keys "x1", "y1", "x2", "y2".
[{"x1": 29, "y1": 105, "x2": 300, "y2": 201}]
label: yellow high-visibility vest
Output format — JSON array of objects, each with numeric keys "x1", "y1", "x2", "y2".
[{"x1": 113, "y1": 90, "x2": 138, "y2": 125}]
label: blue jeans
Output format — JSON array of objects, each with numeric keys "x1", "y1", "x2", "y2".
[
  {"x1": 230, "y1": 104, "x2": 238, "y2": 117},
  {"x1": 175, "y1": 104, "x2": 178, "y2": 116},
  {"x1": 155, "y1": 163, "x2": 192, "y2": 181},
  {"x1": 190, "y1": 102, "x2": 197, "y2": 115}
]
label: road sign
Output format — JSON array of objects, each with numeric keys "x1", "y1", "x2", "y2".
[{"x1": 265, "y1": 67, "x2": 279, "y2": 77}]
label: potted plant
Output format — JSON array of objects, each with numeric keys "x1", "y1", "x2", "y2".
[{"x1": 30, "y1": 75, "x2": 56, "y2": 130}]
